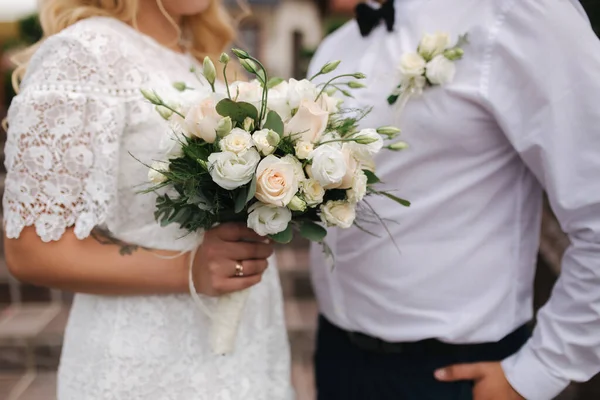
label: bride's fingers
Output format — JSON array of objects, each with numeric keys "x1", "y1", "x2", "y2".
[
  {"x1": 237, "y1": 259, "x2": 269, "y2": 277},
  {"x1": 218, "y1": 274, "x2": 263, "y2": 294}
]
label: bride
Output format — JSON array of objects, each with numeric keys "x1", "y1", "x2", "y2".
[{"x1": 3, "y1": 0, "x2": 293, "y2": 399}]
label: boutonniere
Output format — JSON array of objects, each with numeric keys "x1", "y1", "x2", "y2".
[{"x1": 388, "y1": 32, "x2": 468, "y2": 106}]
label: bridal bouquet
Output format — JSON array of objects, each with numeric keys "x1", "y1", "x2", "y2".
[{"x1": 140, "y1": 49, "x2": 409, "y2": 354}]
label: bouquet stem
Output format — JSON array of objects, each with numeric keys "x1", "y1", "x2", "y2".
[
  {"x1": 188, "y1": 246, "x2": 250, "y2": 355},
  {"x1": 210, "y1": 289, "x2": 251, "y2": 354}
]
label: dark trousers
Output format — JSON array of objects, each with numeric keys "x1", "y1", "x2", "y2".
[{"x1": 315, "y1": 316, "x2": 530, "y2": 400}]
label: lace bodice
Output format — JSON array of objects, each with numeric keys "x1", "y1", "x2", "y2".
[
  {"x1": 4, "y1": 17, "x2": 293, "y2": 400},
  {"x1": 5, "y1": 16, "x2": 205, "y2": 249}
]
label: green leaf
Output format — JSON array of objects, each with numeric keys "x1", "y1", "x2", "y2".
[
  {"x1": 269, "y1": 224, "x2": 293, "y2": 243},
  {"x1": 234, "y1": 187, "x2": 248, "y2": 213},
  {"x1": 363, "y1": 170, "x2": 381, "y2": 185},
  {"x1": 266, "y1": 77, "x2": 284, "y2": 89},
  {"x1": 215, "y1": 99, "x2": 258, "y2": 124},
  {"x1": 246, "y1": 175, "x2": 257, "y2": 203},
  {"x1": 380, "y1": 191, "x2": 411, "y2": 207},
  {"x1": 263, "y1": 110, "x2": 284, "y2": 136},
  {"x1": 299, "y1": 221, "x2": 327, "y2": 242},
  {"x1": 387, "y1": 94, "x2": 399, "y2": 105}
]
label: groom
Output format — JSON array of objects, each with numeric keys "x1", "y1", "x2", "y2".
[{"x1": 308, "y1": 0, "x2": 600, "y2": 399}]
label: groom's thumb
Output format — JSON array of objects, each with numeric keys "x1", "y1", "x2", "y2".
[{"x1": 435, "y1": 363, "x2": 486, "y2": 381}]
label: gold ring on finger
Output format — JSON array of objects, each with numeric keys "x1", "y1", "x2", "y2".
[{"x1": 234, "y1": 263, "x2": 244, "y2": 277}]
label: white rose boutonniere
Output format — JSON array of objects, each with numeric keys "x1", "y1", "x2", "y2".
[{"x1": 389, "y1": 32, "x2": 468, "y2": 107}]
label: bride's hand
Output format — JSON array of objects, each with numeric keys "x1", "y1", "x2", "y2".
[{"x1": 191, "y1": 223, "x2": 274, "y2": 296}]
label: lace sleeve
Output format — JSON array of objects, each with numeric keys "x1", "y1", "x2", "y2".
[{"x1": 3, "y1": 33, "x2": 128, "y2": 242}]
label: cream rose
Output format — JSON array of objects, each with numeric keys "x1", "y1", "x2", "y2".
[
  {"x1": 425, "y1": 55, "x2": 456, "y2": 85},
  {"x1": 310, "y1": 145, "x2": 347, "y2": 189},
  {"x1": 284, "y1": 100, "x2": 329, "y2": 143},
  {"x1": 219, "y1": 128, "x2": 253, "y2": 154},
  {"x1": 300, "y1": 178, "x2": 325, "y2": 207},
  {"x1": 252, "y1": 129, "x2": 279, "y2": 156},
  {"x1": 295, "y1": 141, "x2": 314, "y2": 160},
  {"x1": 255, "y1": 155, "x2": 300, "y2": 207},
  {"x1": 287, "y1": 78, "x2": 320, "y2": 110},
  {"x1": 418, "y1": 32, "x2": 451, "y2": 60},
  {"x1": 148, "y1": 161, "x2": 168, "y2": 184},
  {"x1": 338, "y1": 143, "x2": 360, "y2": 190},
  {"x1": 320, "y1": 200, "x2": 356, "y2": 229},
  {"x1": 208, "y1": 149, "x2": 260, "y2": 190},
  {"x1": 398, "y1": 52, "x2": 427, "y2": 79},
  {"x1": 184, "y1": 94, "x2": 225, "y2": 143},
  {"x1": 346, "y1": 142, "x2": 376, "y2": 173},
  {"x1": 247, "y1": 202, "x2": 292, "y2": 236},
  {"x1": 347, "y1": 170, "x2": 368, "y2": 204},
  {"x1": 317, "y1": 92, "x2": 343, "y2": 114}
]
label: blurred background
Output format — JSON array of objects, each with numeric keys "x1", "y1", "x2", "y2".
[{"x1": 0, "y1": 1, "x2": 599, "y2": 399}]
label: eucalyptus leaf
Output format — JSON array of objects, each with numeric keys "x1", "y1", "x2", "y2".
[
  {"x1": 363, "y1": 170, "x2": 381, "y2": 185},
  {"x1": 263, "y1": 111, "x2": 284, "y2": 136},
  {"x1": 234, "y1": 187, "x2": 248, "y2": 213},
  {"x1": 299, "y1": 221, "x2": 327, "y2": 242},
  {"x1": 246, "y1": 176, "x2": 257, "y2": 203},
  {"x1": 380, "y1": 191, "x2": 411, "y2": 207},
  {"x1": 216, "y1": 99, "x2": 258, "y2": 124},
  {"x1": 269, "y1": 224, "x2": 293, "y2": 243}
]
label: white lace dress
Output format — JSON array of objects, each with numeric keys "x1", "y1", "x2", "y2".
[{"x1": 4, "y1": 17, "x2": 293, "y2": 400}]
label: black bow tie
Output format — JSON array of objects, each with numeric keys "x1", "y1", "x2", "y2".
[{"x1": 355, "y1": 0, "x2": 395, "y2": 37}]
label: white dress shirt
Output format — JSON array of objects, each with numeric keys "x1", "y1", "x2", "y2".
[{"x1": 308, "y1": 1, "x2": 600, "y2": 399}]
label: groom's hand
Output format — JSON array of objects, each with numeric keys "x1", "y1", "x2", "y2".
[{"x1": 435, "y1": 362, "x2": 525, "y2": 400}]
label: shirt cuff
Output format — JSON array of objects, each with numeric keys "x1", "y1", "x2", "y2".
[{"x1": 501, "y1": 343, "x2": 570, "y2": 400}]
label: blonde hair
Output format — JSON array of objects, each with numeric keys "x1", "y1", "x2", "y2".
[{"x1": 11, "y1": 0, "x2": 237, "y2": 91}]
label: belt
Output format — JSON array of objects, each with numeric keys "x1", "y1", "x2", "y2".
[{"x1": 322, "y1": 316, "x2": 530, "y2": 356}]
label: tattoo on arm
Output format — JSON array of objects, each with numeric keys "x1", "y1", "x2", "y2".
[{"x1": 91, "y1": 227, "x2": 149, "y2": 256}]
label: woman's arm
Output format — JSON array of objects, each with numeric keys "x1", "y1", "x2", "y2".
[
  {"x1": 5, "y1": 223, "x2": 273, "y2": 296},
  {"x1": 5, "y1": 226, "x2": 189, "y2": 295}
]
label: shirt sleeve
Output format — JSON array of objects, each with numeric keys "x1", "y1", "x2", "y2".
[
  {"x1": 3, "y1": 33, "x2": 127, "y2": 242},
  {"x1": 481, "y1": 1, "x2": 600, "y2": 399}
]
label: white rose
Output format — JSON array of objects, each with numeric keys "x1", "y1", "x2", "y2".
[
  {"x1": 310, "y1": 145, "x2": 347, "y2": 189},
  {"x1": 346, "y1": 170, "x2": 368, "y2": 204},
  {"x1": 281, "y1": 154, "x2": 306, "y2": 182},
  {"x1": 208, "y1": 149, "x2": 260, "y2": 190},
  {"x1": 230, "y1": 80, "x2": 263, "y2": 107},
  {"x1": 320, "y1": 200, "x2": 356, "y2": 229},
  {"x1": 267, "y1": 81, "x2": 292, "y2": 122},
  {"x1": 284, "y1": 100, "x2": 329, "y2": 143},
  {"x1": 352, "y1": 128, "x2": 384, "y2": 155},
  {"x1": 345, "y1": 142, "x2": 376, "y2": 173},
  {"x1": 295, "y1": 141, "x2": 314, "y2": 160},
  {"x1": 418, "y1": 32, "x2": 451, "y2": 59},
  {"x1": 300, "y1": 178, "x2": 325, "y2": 207},
  {"x1": 219, "y1": 128, "x2": 253, "y2": 154},
  {"x1": 148, "y1": 161, "x2": 168, "y2": 184},
  {"x1": 425, "y1": 55, "x2": 456, "y2": 85},
  {"x1": 338, "y1": 143, "x2": 360, "y2": 189},
  {"x1": 398, "y1": 52, "x2": 427, "y2": 79},
  {"x1": 184, "y1": 93, "x2": 225, "y2": 143},
  {"x1": 159, "y1": 130, "x2": 184, "y2": 159},
  {"x1": 252, "y1": 129, "x2": 278, "y2": 156},
  {"x1": 255, "y1": 155, "x2": 300, "y2": 207},
  {"x1": 287, "y1": 78, "x2": 319, "y2": 110},
  {"x1": 247, "y1": 202, "x2": 292, "y2": 236}
]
